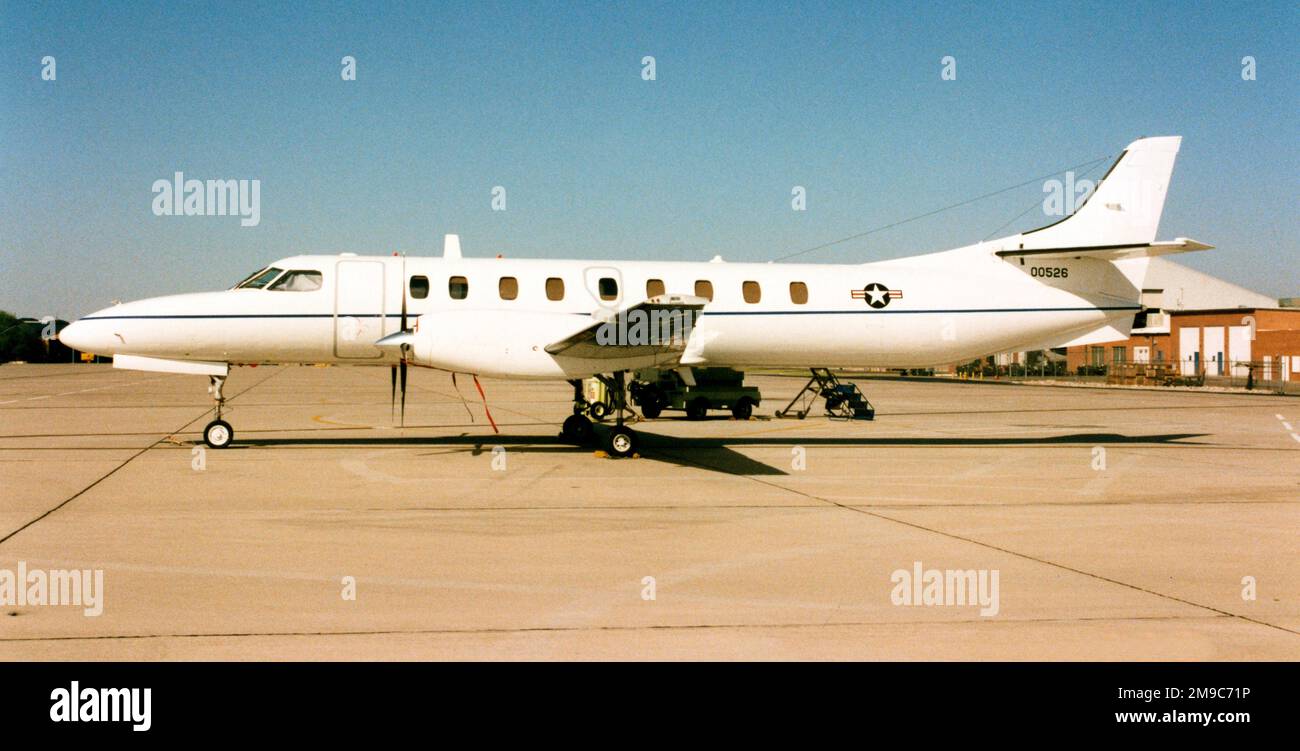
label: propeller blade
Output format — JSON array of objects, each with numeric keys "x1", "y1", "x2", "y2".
[
  {"x1": 400, "y1": 261, "x2": 409, "y2": 332},
  {"x1": 399, "y1": 253, "x2": 409, "y2": 427},
  {"x1": 390, "y1": 364, "x2": 397, "y2": 419},
  {"x1": 399, "y1": 357, "x2": 407, "y2": 427}
]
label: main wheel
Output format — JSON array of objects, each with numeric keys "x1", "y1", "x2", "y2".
[
  {"x1": 203, "y1": 419, "x2": 234, "y2": 449},
  {"x1": 686, "y1": 398, "x2": 709, "y2": 421},
  {"x1": 731, "y1": 398, "x2": 754, "y2": 420},
  {"x1": 561, "y1": 414, "x2": 595, "y2": 445},
  {"x1": 605, "y1": 427, "x2": 637, "y2": 458},
  {"x1": 640, "y1": 400, "x2": 662, "y2": 419}
]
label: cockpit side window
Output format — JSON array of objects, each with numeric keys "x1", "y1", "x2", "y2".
[
  {"x1": 268, "y1": 270, "x2": 324, "y2": 292},
  {"x1": 236, "y1": 267, "x2": 284, "y2": 289},
  {"x1": 232, "y1": 268, "x2": 266, "y2": 289}
]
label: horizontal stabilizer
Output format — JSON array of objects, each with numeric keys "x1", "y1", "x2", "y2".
[{"x1": 996, "y1": 237, "x2": 1212, "y2": 261}]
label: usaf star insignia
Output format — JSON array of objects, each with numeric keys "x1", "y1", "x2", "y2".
[{"x1": 851, "y1": 282, "x2": 903, "y2": 309}]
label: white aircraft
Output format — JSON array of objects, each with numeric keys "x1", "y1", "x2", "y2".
[{"x1": 60, "y1": 136, "x2": 1209, "y2": 456}]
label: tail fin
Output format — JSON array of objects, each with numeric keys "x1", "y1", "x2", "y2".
[{"x1": 1018, "y1": 136, "x2": 1181, "y2": 250}]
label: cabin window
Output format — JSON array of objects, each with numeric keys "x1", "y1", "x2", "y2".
[
  {"x1": 598, "y1": 277, "x2": 618, "y2": 301},
  {"x1": 269, "y1": 270, "x2": 323, "y2": 292},
  {"x1": 694, "y1": 280, "x2": 713, "y2": 301},
  {"x1": 236, "y1": 267, "x2": 284, "y2": 290},
  {"x1": 499, "y1": 276, "x2": 518, "y2": 300},
  {"x1": 409, "y1": 276, "x2": 429, "y2": 299},
  {"x1": 646, "y1": 279, "x2": 665, "y2": 298},
  {"x1": 546, "y1": 277, "x2": 565, "y2": 301},
  {"x1": 449, "y1": 276, "x2": 469, "y2": 300},
  {"x1": 742, "y1": 281, "x2": 761, "y2": 304},
  {"x1": 789, "y1": 281, "x2": 808, "y2": 304}
]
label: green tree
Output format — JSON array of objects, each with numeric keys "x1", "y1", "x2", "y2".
[{"x1": 0, "y1": 311, "x2": 60, "y2": 362}]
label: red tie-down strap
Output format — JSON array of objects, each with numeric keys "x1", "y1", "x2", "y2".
[{"x1": 472, "y1": 374, "x2": 499, "y2": 434}]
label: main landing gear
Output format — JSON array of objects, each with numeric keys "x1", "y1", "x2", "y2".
[
  {"x1": 560, "y1": 373, "x2": 638, "y2": 458},
  {"x1": 202, "y1": 374, "x2": 234, "y2": 449}
]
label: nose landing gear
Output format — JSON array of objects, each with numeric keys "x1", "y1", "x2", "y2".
[{"x1": 202, "y1": 374, "x2": 234, "y2": 448}]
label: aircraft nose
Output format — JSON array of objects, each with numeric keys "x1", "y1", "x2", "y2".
[{"x1": 58, "y1": 318, "x2": 112, "y2": 355}]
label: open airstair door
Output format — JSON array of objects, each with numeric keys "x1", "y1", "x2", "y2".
[{"x1": 544, "y1": 294, "x2": 708, "y2": 363}]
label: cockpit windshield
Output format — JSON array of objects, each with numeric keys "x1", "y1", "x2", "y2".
[
  {"x1": 268, "y1": 270, "x2": 324, "y2": 291},
  {"x1": 234, "y1": 267, "x2": 284, "y2": 289}
]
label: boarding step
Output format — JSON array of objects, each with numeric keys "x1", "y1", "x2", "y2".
[{"x1": 774, "y1": 367, "x2": 875, "y2": 420}]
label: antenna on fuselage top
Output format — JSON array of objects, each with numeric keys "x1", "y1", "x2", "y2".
[{"x1": 444, "y1": 234, "x2": 462, "y2": 259}]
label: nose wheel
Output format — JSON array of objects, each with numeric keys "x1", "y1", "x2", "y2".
[
  {"x1": 203, "y1": 419, "x2": 234, "y2": 448},
  {"x1": 203, "y1": 374, "x2": 234, "y2": 448}
]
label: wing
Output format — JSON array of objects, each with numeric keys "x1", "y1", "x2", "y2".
[{"x1": 543, "y1": 294, "x2": 708, "y2": 362}]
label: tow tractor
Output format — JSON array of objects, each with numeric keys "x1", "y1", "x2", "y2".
[{"x1": 626, "y1": 367, "x2": 762, "y2": 420}]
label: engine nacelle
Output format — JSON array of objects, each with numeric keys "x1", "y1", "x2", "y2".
[{"x1": 381, "y1": 310, "x2": 575, "y2": 379}]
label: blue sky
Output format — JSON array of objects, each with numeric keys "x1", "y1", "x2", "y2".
[{"x1": 2, "y1": 0, "x2": 1296, "y2": 319}]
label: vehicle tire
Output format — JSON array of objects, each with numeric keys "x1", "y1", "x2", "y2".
[
  {"x1": 605, "y1": 427, "x2": 637, "y2": 458},
  {"x1": 731, "y1": 398, "x2": 753, "y2": 420},
  {"x1": 639, "y1": 387, "x2": 664, "y2": 418},
  {"x1": 686, "y1": 398, "x2": 709, "y2": 420},
  {"x1": 203, "y1": 420, "x2": 234, "y2": 449},
  {"x1": 562, "y1": 414, "x2": 595, "y2": 445},
  {"x1": 589, "y1": 401, "x2": 610, "y2": 421}
]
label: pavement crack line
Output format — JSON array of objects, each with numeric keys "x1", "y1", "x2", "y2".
[
  {"x1": 0, "y1": 366, "x2": 286, "y2": 549},
  {"x1": 650, "y1": 447, "x2": 1300, "y2": 638},
  {"x1": 0, "y1": 612, "x2": 1240, "y2": 645}
]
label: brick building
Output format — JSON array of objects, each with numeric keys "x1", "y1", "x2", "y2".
[
  {"x1": 1063, "y1": 258, "x2": 1297, "y2": 381},
  {"x1": 1068, "y1": 307, "x2": 1300, "y2": 380}
]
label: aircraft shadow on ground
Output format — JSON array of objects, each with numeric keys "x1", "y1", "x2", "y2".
[{"x1": 233, "y1": 431, "x2": 1209, "y2": 477}]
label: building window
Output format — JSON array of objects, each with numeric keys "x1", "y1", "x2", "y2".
[
  {"x1": 694, "y1": 280, "x2": 713, "y2": 301},
  {"x1": 1155, "y1": 349, "x2": 1165, "y2": 362},
  {"x1": 742, "y1": 281, "x2": 761, "y2": 304},
  {"x1": 598, "y1": 277, "x2": 618, "y2": 301},
  {"x1": 409, "y1": 276, "x2": 429, "y2": 299},
  {"x1": 449, "y1": 276, "x2": 468, "y2": 300},
  {"x1": 499, "y1": 276, "x2": 518, "y2": 300},
  {"x1": 546, "y1": 277, "x2": 565, "y2": 301},
  {"x1": 646, "y1": 279, "x2": 665, "y2": 298},
  {"x1": 1112, "y1": 346, "x2": 1126, "y2": 364},
  {"x1": 1089, "y1": 346, "x2": 1104, "y2": 367},
  {"x1": 789, "y1": 281, "x2": 808, "y2": 304}
]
